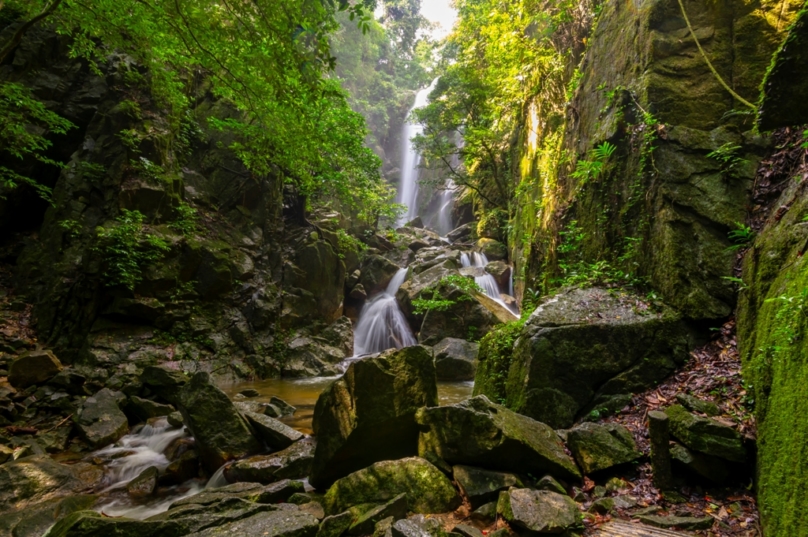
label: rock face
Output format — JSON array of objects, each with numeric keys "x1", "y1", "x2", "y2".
[
  {"x1": 8, "y1": 350, "x2": 63, "y2": 389},
  {"x1": 141, "y1": 366, "x2": 189, "y2": 406},
  {"x1": 481, "y1": 287, "x2": 692, "y2": 428},
  {"x1": 310, "y1": 346, "x2": 437, "y2": 488},
  {"x1": 177, "y1": 372, "x2": 262, "y2": 472},
  {"x1": 497, "y1": 489, "x2": 581, "y2": 534},
  {"x1": 323, "y1": 457, "x2": 461, "y2": 515},
  {"x1": 664, "y1": 405, "x2": 746, "y2": 462},
  {"x1": 283, "y1": 238, "x2": 346, "y2": 327},
  {"x1": 566, "y1": 422, "x2": 641, "y2": 474},
  {"x1": 433, "y1": 338, "x2": 478, "y2": 381},
  {"x1": 415, "y1": 396, "x2": 581, "y2": 481},
  {"x1": 76, "y1": 388, "x2": 129, "y2": 448}
]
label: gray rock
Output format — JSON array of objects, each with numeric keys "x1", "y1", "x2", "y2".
[
  {"x1": 167, "y1": 411, "x2": 184, "y2": 428},
  {"x1": 566, "y1": 422, "x2": 641, "y2": 474},
  {"x1": 127, "y1": 466, "x2": 159, "y2": 498},
  {"x1": 243, "y1": 411, "x2": 304, "y2": 449},
  {"x1": 391, "y1": 517, "x2": 442, "y2": 537},
  {"x1": 148, "y1": 497, "x2": 278, "y2": 534},
  {"x1": 497, "y1": 489, "x2": 581, "y2": 534},
  {"x1": 433, "y1": 338, "x2": 478, "y2": 381},
  {"x1": 185, "y1": 507, "x2": 320, "y2": 537},
  {"x1": 240, "y1": 389, "x2": 260, "y2": 398},
  {"x1": 0, "y1": 455, "x2": 102, "y2": 512},
  {"x1": 225, "y1": 438, "x2": 315, "y2": 484},
  {"x1": 76, "y1": 388, "x2": 129, "y2": 448},
  {"x1": 269, "y1": 396, "x2": 296, "y2": 417},
  {"x1": 317, "y1": 512, "x2": 354, "y2": 537},
  {"x1": 47, "y1": 369, "x2": 86, "y2": 395},
  {"x1": 45, "y1": 510, "x2": 185, "y2": 537},
  {"x1": 534, "y1": 475, "x2": 566, "y2": 495},
  {"x1": 359, "y1": 255, "x2": 402, "y2": 297},
  {"x1": 452, "y1": 524, "x2": 483, "y2": 537},
  {"x1": 127, "y1": 396, "x2": 175, "y2": 422},
  {"x1": 171, "y1": 480, "x2": 305, "y2": 508},
  {"x1": 676, "y1": 393, "x2": 721, "y2": 417},
  {"x1": 447, "y1": 224, "x2": 473, "y2": 243},
  {"x1": 470, "y1": 502, "x2": 497, "y2": 523},
  {"x1": 347, "y1": 494, "x2": 407, "y2": 535},
  {"x1": 453, "y1": 465, "x2": 523, "y2": 509},
  {"x1": 635, "y1": 514, "x2": 714, "y2": 530},
  {"x1": 665, "y1": 405, "x2": 746, "y2": 462},
  {"x1": 670, "y1": 443, "x2": 730, "y2": 483},
  {"x1": 8, "y1": 350, "x2": 62, "y2": 389},
  {"x1": 141, "y1": 365, "x2": 189, "y2": 405}
]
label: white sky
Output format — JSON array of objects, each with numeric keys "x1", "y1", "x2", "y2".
[{"x1": 420, "y1": 0, "x2": 457, "y2": 40}]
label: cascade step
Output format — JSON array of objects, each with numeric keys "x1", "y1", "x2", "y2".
[{"x1": 594, "y1": 520, "x2": 696, "y2": 536}]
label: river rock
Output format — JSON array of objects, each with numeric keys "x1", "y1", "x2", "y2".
[
  {"x1": 664, "y1": 405, "x2": 746, "y2": 462},
  {"x1": 347, "y1": 494, "x2": 407, "y2": 535},
  {"x1": 171, "y1": 481, "x2": 305, "y2": 508},
  {"x1": 0, "y1": 494, "x2": 97, "y2": 537},
  {"x1": 141, "y1": 365, "x2": 189, "y2": 405},
  {"x1": 565, "y1": 422, "x2": 641, "y2": 474},
  {"x1": 0, "y1": 455, "x2": 102, "y2": 512},
  {"x1": 434, "y1": 338, "x2": 478, "y2": 381},
  {"x1": 148, "y1": 498, "x2": 279, "y2": 535},
  {"x1": 497, "y1": 489, "x2": 581, "y2": 534},
  {"x1": 283, "y1": 335, "x2": 347, "y2": 378},
  {"x1": 268, "y1": 396, "x2": 296, "y2": 417},
  {"x1": 186, "y1": 508, "x2": 320, "y2": 537},
  {"x1": 415, "y1": 396, "x2": 581, "y2": 481},
  {"x1": 453, "y1": 465, "x2": 523, "y2": 509},
  {"x1": 8, "y1": 350, "x2": 63, "y2": 389},
  {"x1": 323, "y1": 457, "x2": 460, "y2": 515},
  {"x1": 177, "y1": 372, "x2": 262, "y2": 472},
  {"x1": 484, "y1": 261, "x2": 511, "y2": 290},
  {"x1": 46, "y1": 510, "x2": 185, "y2": 537},
  {"x1": 126, "y1": 396, "x2": 175, "y2": 422},
  {"x1": 486, "y1": 287, "x2": 692, "y2": 428},
  {"x1": 242, "y1": 411, "x2": 304, "y2": 449},
  {"x1": 670, "y1": 443, "x2": 730, "y2": 483},
  {"x1": 317, "y1": 512, "x2": 354, "y2": 537},
  {"x1": 127, "y1": 466, "x2": 159, "y2": 498},
  {"x1": 225, "y1": 437, "x2": 315, "y2": 484},
  {"x1": 447, "y1": 224, "x2": 473, "y2": 243},
  {"x1": 162, "y1": 450, "x2": 200, "y2": 485},
  {"x1": 76, "y1": 388, "x2": 129, "y2": 448},
  {"x1": 310, "y1": 345, "x2": 437, "y2": 488}
]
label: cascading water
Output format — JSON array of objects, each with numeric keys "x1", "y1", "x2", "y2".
[
  {"x1": 397, "y1": 79, "x2": 439, "y2": 226},
  {"x1": 461, "y1": 251, "x2": 518, "y2": 314},
  {"x1": 352, "y1": 268, "x2": 416, "y2": 356}
]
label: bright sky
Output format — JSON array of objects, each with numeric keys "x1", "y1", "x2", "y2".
[{"x1": 420, "y1": 0, "x2": 458, "y2": 40}]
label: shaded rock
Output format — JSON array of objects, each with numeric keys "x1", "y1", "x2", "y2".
[
  {"x1": 127, "y1": 396, "x2": 174, "y2": 422},
  {"x1": 243, "y1": 411, "x2": 304, "y2": 450},
  {"x1": 141, "y1": 365, "x2": 188, "y2": 406},
  {"x1": 177, "y1": 372, "x2": 262, "y2": 472},
  {"x1": 282, "y1": 238, "x2": 347, "y2": 326},
  {"x1": 234, "y1": 401, "x2": 268, "y2": 415},
  {"x1": 497, "y1": 489, "x2": 581, "y2": 534},
  {"x1": 484, "y1": 261, "x2": 511, "y2": 291},
  {"x1": 283, "y1": 335, "x2": 346, "y2": 378},
  {"x1": 240, "y1": 389, "x2": 260, "y2": 398},
  {"x1": 0, "y1": 494, "x2": 97, "y2": 537},
  {"x1": 434, "y1": 338, "x2": 478, "y2": 381},
  {"x1": 409, "y1": 240, "x2": 430, "y2": 253},
  {"x1": 8, "y1": 350, "x2": 62, "y2": 389},
  {"x1": 416, "y1": 396, "x2": 581, "y2": 481},
  {"x1": 225, "y1": 438, "x2": 315, "y2": 484},
  {"x1": 148, "y1": 497, "x2": 278, "y2": 535},
  {"x1": 347, "y1": 494, "x2": 407, "y2": 535},
  {"x1": 670, "y1": 443, "x2": 730, "y2": 484},
  {"x1": 46, "y1": 510, "x2": 185, "y2": 537},
  {"x1": 323, "y1": 457, "x2": 461, "y2": 516},
  {"x1": 349, "y1": 284, "x2": 368, "y2": 301},
  {"x1": 417, "y1": 286, "x2": 498, "y2": 346},
  {"x1": 317, "y1": 512, "x2": 354, "y2": 537},
  {"x1": 184, "y1": 508, "x2": 319, "y2": 537},
  {"x1": 664, "y1": 405, "x2": 746, "y2": 462},
  {"x1": 406, "y1": 217, "x2": 424, "y2": 229},
  {"x1": 0, "y1": 455, "x2": 102, "y2": 512},
  {"x1": 47, "y1": 370, "x2": 86, "y2": 395},
  {"x1": 566, "y1": 422, "x2": 641, "y2": 474},
  {"x1": 470, "y1": 502, "x2": 497, "y2": 524},
  {"x1": 535, "y1": 475, "x2": 566, "y2": 495},
  {"x1": 635, "y1": 514, "x2": 714, "y2": 530},
  {"x1": 269, "y1": 396, "x2": 296, "y2": 418},
  {"x1": 359, "y1": 256, "x2": 401, "y2": 297},
  {"x1": 675, "y1": 393, "x2": 720, "y2": 417},
  {"x1": 127, "y1": 466, "x2": 159, "y2": 498},
  {"x1": 453, "y1": 465, "x2": 523, "y2": 509},
  {"x1": 300, "y1": 502, "x2": 326, "y2": 521},
  {"x1": 171, "y1": 480, "x2": 305, "y2": 508},
  {"x1": 391, "y1": 516, "x2": 443, "y2": 537},
  {"x1": 167, "y1": 411, "x2": 184, "y2": 428},
  {"x1": 453, "y1": 524, "x2": 483, "y2": 537},
  {"x1": 310, "y1": 346, "x2": 437, "y2": 488},
  {"x1": 372, "y1": 516, "x2": 395, "y2": 537},
  {"x1": 76, "y1": 388, "x2": 129, "y2": 448},
  {"x1": 162, "y1": 450, "x2": 199, "y2": 485},
  {"x1": 588, "y1": 497, "x2": 615, "y2": 514},
  {"x1": 475, "y1": 239, "x2": 507, "y2": 261},
  {"x1": 447, "y1": 224, "x2": 473, "y2": 243}
]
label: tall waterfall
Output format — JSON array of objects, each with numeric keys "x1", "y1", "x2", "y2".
[
  {"x1": 353, "y1": 268, "x2": 416, "y2": 356},
  {"x1": 398, "y1": 79, "x2": 439, "y2": 226}
]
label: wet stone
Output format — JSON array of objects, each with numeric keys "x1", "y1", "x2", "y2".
[{"x1": 127, "y1": 466, "x2": 159, "y2": 498}]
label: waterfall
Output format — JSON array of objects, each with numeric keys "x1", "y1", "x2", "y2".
[
  {"x1": 352, "y1": 268, "x2": 416, "y2": 356},
  {"x1": 397, "y1": 79, "x2": 439, "y2": 226},
  {"x1": 464, "y1": 252, "x2": 501, "y2": 299}
]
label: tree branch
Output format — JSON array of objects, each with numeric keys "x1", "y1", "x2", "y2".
[{"x1": 0, "y1": 0, "x2": 64, "y2": 64}]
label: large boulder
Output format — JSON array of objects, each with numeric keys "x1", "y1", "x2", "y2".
[
  {"x1": 484, "y1": 287, "x2": 692, "y2": 428},
  {"x1": 282, "y1": 336, "x2": 347, "y2": 378},
  {"x1": 359, "y1": 255, "x2": 402, "y2": 297},
  {"x1": 323, "y1": 457, "x2": 461, "y2": 515},
  {"x1": 415, "y1": 283, "x2": 498, "y2": 346},
  {"x1": 664, "y1": 405, "x2": 746, "y2": 462},
  {"x1": 565, "y1": 422, "x2": 641, "y2": 474},
  {"x1": 497, "y1": 489, "x2": 581, "y2": 534},
  {"x1": 453, "y1": 465, "x2": 523, "y2": 509},
  {"x1": 310, "y1": 346, "x2": 437, "y2": 488},
  {"x1": 8, "y1": 350, "x2": 63, "y2": 389},
  {"x1": 242, "y1": 411, "x2": 304, "y2": 450},
  {"x1": 415, "y1": 396, "x2": 581, "y2": 481},
  {"x1": 177, "y1": 372, "x2": 262, "y2": 472},
  {"x1": 475, "y1": 239, "x2": 507, "y2": 261},
  {"x1": 141, "y1": 365, "x2": 189, "y2": 406},
  {"x1": 433, "y1": 338, "x2": 478, "y2": 381},
  {"x1": 76, "y1": 388, "x2": 129, "y2": 448},
  {"x1": 225, "y1": 438, "x2": 316, "y2": 484}
]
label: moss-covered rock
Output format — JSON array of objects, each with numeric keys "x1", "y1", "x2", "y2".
[
  {"x1": 359, "y1": 255, "x2": 402, "y2": 297},
  {"x1": 415, "y1": 395, "x2": 581, "y2": 481},
  {"x1": 453, "y1": 465, "x2": 523, "y2": 509},
  {"x1": 242, "y1": 411, "x2": 304, "y2": 450},
  {"x1": 566, "y1": 422, "x2": 641, "y2": 475},
  {"x1": 496, "y1": 489, "x2": 581, "y2": 534},
  {"x1": 8, "y1": 350, "x2": 63, "y2": 389},
  {"x1": 475, "y1": 239, "x2": 507, "y2": 262},
  {"x1": 433, "y1": 338, "x2": 478, "y2": 381},
  {"x1": 310, "y1": 346, "x2": 437, "y2": 488},
  {"x1": 323, "y1": 457, "x2": 460, "y2": 516},
  {"x1": 664, "y1": 405, "x2": 746, "y2": 462},
  {"x1": 76, "y1": 388, "x2": 129, "y2": 448},
  {"x1": 224, "y1": 438, "x2": 315, "y2": 484},
  {"x1": 670, "y1": 443, "x2": 729, "y2": 484},
  {"x1": 45, "y1": 510, "x2": 186, "y2": 537}
]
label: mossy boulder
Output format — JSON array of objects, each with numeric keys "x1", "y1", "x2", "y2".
[
  {"x1": 76, "y1": 388, "x2": 129, "y2": 448},
  {"x1": 323, "y1": 457, "x2": 461, "y2": 515},
  {"x1": 415, "y1": 395, "x2": 581, "y2": 481},
  {"x1": 177, "y1": 372, "x2": 262, "y2": 472},
  {"x1": 664, "y1": 405, "x2": 746, "y2": 462},
  {"x1": 433, "y1": 338, "x2": 478, "y2": 381},
  {"x1": 310, "y1": 346, "x2": 437, "y2": 488},
  {"x1": 496, "y1": 489, "x2": 581, "y2": 534},
  {"x1": 8, "y1": 350, "x2": 63, "y2": 389},
  {"x1": 46, "y1": 510, "x2": 185, "y2": 537},
  {"x1": 453, "y1": 465, "x2": 523, "y2": 509},
  {"x1": 475, "y1": 239, "x2": 507, "y2": 261},
  {"x1": 242, "y1": 411, "x2": 304, "y2": 450},
  {"x1": 486, "y1": 287, "x2": 692, "y2": 428},
  {"x1": 0, "y1": 455, "x2": 102, "y2": 513},
  {"x1": 174, "y1": 508, "x2": 319, "y2": 537},
  {"x1": 224, "y1": 437, "x2": 315, "y2": 484},
  {"x1": 566, "y1": 422, "x2": 641, "y2": 475},
  {"x1": 141, "y1": 365, "x2": 188, "y2": 406},
  {"x1": 283, "y1": 239, "x2": 347, "y2": 326},
  {"x1": 359, "y1": 255, "x2": 402, "y2": 296}
]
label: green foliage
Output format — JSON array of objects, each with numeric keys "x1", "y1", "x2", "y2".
[
  {"x1": 95, "y1": 209, "x2": 170, "y2": 290},
  {"x1": 58, "y1": 219, "x2": 81, "y2": 238},
  {"x1": 707, "y1": 142, "x2": 748, "y2": 180},
  {"x1": 570, "y1": 141, "x2": 616, "y2": 184},
  {"x1": 336, "y1": 229, "x2": 367, "y2": 259},
  {"x1": 475, "y1": 320, "x2": 525, "y2": 404},
  {"x1": 726, "y1": 222, "x2": 754, "y2": 251},
  {"x1": 722, "y1": 276, "x2": 749, "y2": 291},
  {"x1": 170, "y1": 203, "x2": 197, "y2": 236},
  {"x1": 412, "y1": 274, "x2": 482, "y2": 315}
]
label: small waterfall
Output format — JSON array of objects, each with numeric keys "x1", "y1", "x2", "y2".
[
  {"x1": 397, "y1": 79, "x2": 439, "y2": 226},
  {"x1": 466, "y1": 252, "x2": 501, "y2": 300},
  {"x1": 352, "y1": 268, "x2": 417, "y2": 356}
]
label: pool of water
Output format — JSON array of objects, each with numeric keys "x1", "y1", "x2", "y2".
[{"x1": 219, "y1": 377, "x2": 474, "y2": 434}]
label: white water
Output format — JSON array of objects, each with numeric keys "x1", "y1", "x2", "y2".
[
  {"x1": 461, "y1": 251, "x2": 518, "y2": 314},
  {"x1": 397, "y1": 79, "x2": 439, "y2": 226},
  {"x1": 352, "y1": 268, "x2": 417, "y2": 356}
]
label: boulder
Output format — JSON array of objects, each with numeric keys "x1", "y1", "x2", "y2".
[
  {"x1": 497, "y1": 489, "x2": 581, "y2": 534},
  {"x1": 359, "y1": 256, "x2": 402, "y2": 297},
  {"x1": 317, "y1": 512, "x2": 354, "y2": 537},
  {"x1": 310, "y1": 346, "x2": 437, "y2": 488},
  {"x1": 664, "y1": 405, "x2": 746, "y2": 462},
  {"x1": 475, "y1": 239, "x2": 507, "y2": 261},
  {"x1": 416, "y1": 396, "x2": 581, "y2": 481},
  {"x1": 141, "y1": 365, "x2": 189, "y2": 405},
  {"x1": 283, "y1": 239, "x2": 347, "y2": 326},
  {"x1": 0, "y1": 494, "x2": 97, "y2": 537},
  {"x1": 268, "y1": 396, "x2": 296, "y2": 418},
  {"x1": 8, "y1": 350, "x2": 62, "y2": 389},
  {"x1": 162, "y1": 450, "x2": 200, "y2": 485},
  {"x1": 417, "y1": 289, "x2": 498, "y2": 346},
  {"x1": 433, "y1": 338, "x2": 478, "y2": 381},
  {"x1": 323, "y1": 457, "x2": 461, "y2": 516},
  {"x1": 408, "y1": 240, "x2": 430, "y2": 253},
  {"x1": 46, "y1": 510, "x2": 185, "y2": 537},
  {"x1": 171, "y1": 480, "x2": 305, "y2": 508},
  {"x1": 48, "y1": 370, "x2": 87, "y2": 395},
  {"x1": 0, "y1": 455, "x2": 102, "y2": 512},
  {"x1": 670, "y1": 443, "x2": 729, "y2": 484},
  {"x1": 484, "y1": 261, "x2": 511, "y2": 291},
  {"x1": 177, "y1": 372, "x2": 262, "y2": 472},
  {"x1": 675, "y1": 393, "x2": 720, "y2": 417},
  {"x1": 147, "y1": 498, "x2": 279, "y2": 535},
  {"x1": 282, "y1": 323, "x2": 351, "y2": 378},
  {"x1": 243, "y1": 411, "x2": 304, "y2": 449},
  {"x1": 453, "y1": 465, "x2": 523, "y2": 509},
  {"x1": 391, "y1": 517, "x2": 442, "y2": 537},
  {"x1": 485, "y1": 287, "x2": 692, "y2": 428},
  {"x1": 447, "y1": 224, "x2": 473, "y2": 243},
  {"x1": 127, "y1": 396, "x2": 175, "y2": 422},
  {"x1": 76, "y1": 388, "x2": 129, "y2": 448},
  {"x1": 565, "y1": 422, "x2": 641, "y2": 474},
  {"x1": 225, "y1": 438, "x2": 315, "y2": 484},
  {"x1": 179, "y1": 508, "x2": 319, "y2": 537},
  {"x1": 406, "y1": 217, "x2": 424, "y2": 228},
  {"x1": 127, "y1": 466, "x2": 159, "y2": 498},
  {"x1": 347, "y1": 494, "x2": 407, "y2": 535},
  {"x1": 634, "y1": 514, "x2": 714, "y2": 530}
]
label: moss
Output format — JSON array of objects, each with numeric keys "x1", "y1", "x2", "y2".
[{"x1": 472, "y1": 321, "x2": 525, "y2": 404}]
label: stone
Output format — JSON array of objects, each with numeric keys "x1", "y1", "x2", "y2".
[
  {"x1": 310, "y1": 346, "x2": 437, "y2": 488},
  {"x1": 141, "y1": 365, "x2": 189, "y2": 406},
  {"x1": 177, "y1": 372, "x2": 262, "y2": 472},
  {"x1": 148, "y1": 498, "x2": 278, "y2": 535},
  {"x1": 664, "y1": 405, "x2": 746, "y2": 462},
  {"x1": 447, "y1": 224, "x2": 473, "y2": 243},
  {"x1": 240, "y1": 389, "x2": 260, "y2": 398},
  {"x1": 483, "y1": 287, "x2": 692, "y2": 428},
  {"x1": 282, "y1": 239, "x2": 346, "y2": 326},
  {"x1": 127, "y1": 396, "x2": 175, "y2": 422},
  {"x1": 48, "y1": 370, "x2": 86, "y2": 395},
  {"x1": 433, "y1": 338, "x2": 478, "y2": 381},
  {"x1": 565, "y1": 422, "x2": 641, "y2": 474},
  {"x1": 347, "y1": 494, "x2": 407, "y2": 535},
  {"x1": 359, "y1": 255, "x2": 402, "y2": 297},
  {"x1": 167, "y1": 411, "x2": 184, "y2": 428},
  {"x1": 171, "y1": 480, "x2": 305, "y2": 508},
  {"x1": 269, "y1": 396, "x2": 296, "y2": 417},
  {"x1": 484, "y1": 261, "x2": 511, "y2": 291},
  {"x1": 670, "y1": 443, "x2": 730, "y2": 484},
  {"x1": 406, "y1": 217, "x2": 424, "y2": 228},
  {"x1": 453, "y1": 465, "x2": 523, "y2": 509},
  {"x1": 453, "y1": 524, "x2": 483, "y2": 537},
  {"x1": 588, "y1": 497, "x2": 614, "y2": 514},
  {"x1": 184, "y1": 508, "x2": 320, "y2": 537},
  {"x1": 0, "y1": 445, "x2": 13, "y2": 464},
  {"x1": 317, "y1": 512, "x2": 354, "y2": 537},
  {"x1": 470, "y1": 502, "x2": 497, "y2": 523},
  {"x1": 475, "y1": 239, "x2": 507, "y2": 261},
  {"x1": 0, "y1": 455, "x2": 102, "y2": 512},
  {"x1": 416, "y1": 396, "x2": 581, "y2": 481},
  {"x1": 76, "y1": 388, "x2": 129, "y2": 448},
  {"x1": 243, "y1": 411, "x2": 304, "y2": 449},
  {"x1": 675, "y1": 393, "x2": 720, "y2": 416},
  {"x1": 225, "y1": 437, "x2": 315, "y2": 484},
  {"x1": 8, "y1": 350, "x2": 62, "y2": 389},
  {"x1": 127, "y1": 466, "x2": 159, "y2": 498},
  {"x1": 634, "y1": 514, "x2": 714, "y2": 530},
  {"x1": 415, "y1": 282, "x2": 498, "y2": 346},
  {"x1": 0, "y1": 494, "x2": 97, "y2": 537},
  {"x1": 299, "y1": 502, "x2": 326, "y2": 520},
  {"x1": 535, "y1": 475, "x2": 566, "y2": 495},
  {"x1": 497, "y1": 489, "x2": 581, "y2": 534},
  {"x1": 349, "y1": 284, "x2": 368, "y2": 301},
  {"x1": 162, "y1": 450, "x2": 199, "y2": 485},
  {"x1": 323, "y1": 457, "x2": 461, "y2": 516},
  {"x1": 372, "y1": 517, "x2": 395, "y2": 537},
  {"x1": 46, "y1": 510, "x2": 185, "y2": 537},
  {"x1": 391, "y1": 517, "x2": 442, "y2": 537}
]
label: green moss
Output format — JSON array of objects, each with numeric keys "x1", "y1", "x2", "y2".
[{"x1": 472, "y1": 320, "x2": 525, "y2": 404}]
